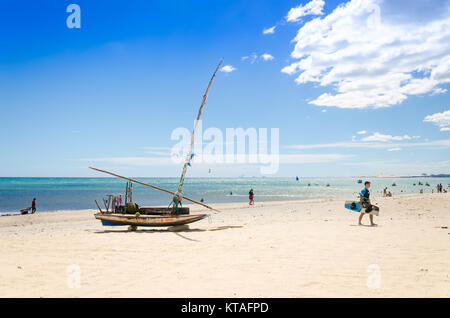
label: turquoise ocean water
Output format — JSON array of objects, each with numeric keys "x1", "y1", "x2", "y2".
[{"x1": 0, "y1": 177, "x2": 449, "y2": 213}]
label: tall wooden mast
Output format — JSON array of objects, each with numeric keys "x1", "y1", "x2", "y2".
[{"x1": 172, "y1": 60, "x2": 223, "y2": 210}]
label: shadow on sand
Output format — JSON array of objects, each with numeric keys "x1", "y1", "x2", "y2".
[
  {"x1": 92, "y1": 225, "x2": 242, "y2": 234},
  {"x1": 90, "y1": 225, "x2": 244, "y2": 241}
]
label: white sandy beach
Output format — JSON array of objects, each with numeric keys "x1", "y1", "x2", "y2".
[{"x1": 0, "y1": 193, "x2": 449, "y2": 298}]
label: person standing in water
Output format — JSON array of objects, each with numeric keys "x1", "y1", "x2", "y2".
[
  {"x1": 31, "y1": 198, "x2": 36, "y2": 214},
  {"x1": 359, "y1": 182, "x2": 376, "y2": 226},
  {"x1": 249, "y1": 189, "x2": 254, "y2": 205}
]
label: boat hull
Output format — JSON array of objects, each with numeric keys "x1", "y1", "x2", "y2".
[{"x1": 94, "y1": 213, "x2": 207, "y2": 227}]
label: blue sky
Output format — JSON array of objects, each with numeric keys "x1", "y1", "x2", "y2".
[{"x1": 1, "y1": 0, "x2": 449, "y2": 177}]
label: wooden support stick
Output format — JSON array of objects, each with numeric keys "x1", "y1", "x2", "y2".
[
  {"x1": 94, "y1": 200, "x2": 103, "y2": 213},
  {"x1": 103, "y1": 198, "x2": 109, "y2": 213}
]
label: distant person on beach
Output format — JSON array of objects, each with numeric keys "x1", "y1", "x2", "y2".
[
  {"x1": 383, "y1": 187, "x2": 387, "y2": 197},
  {"x1": 358, "y1": 182, "x2": 376, "y2": 226},
  {"x1": 249, "y1": 189, "x2": 254, "y2": 205},
  {"x1": 31, "y1": 198, "x2": 36, "y2": 214}
]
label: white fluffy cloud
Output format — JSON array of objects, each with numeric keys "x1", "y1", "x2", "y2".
[
  {"x1": 263, "y1": 26, "x2": 276, "y2": 34},
  {"x1": 242, "y1": 53, "x2": 274, "y2": 63},
  {"x1": 286, "y1": 0, "x2": 325, "y2": 22},
  {"x1": 220, "y1": 65, "x2": 236, "y2": 73},
  {"x1": 282, "y1": 0, "x2": 450, "y2": 109},
  {"x1": 357, "y1": 130, "x2": 367, "y2": 135},
  {"x1": 261, "y1": 53, "x2": 274, "y2": 61},
  {"x1": 424, "y1": 110, "x2": 450, "y2": 131},
  {"x1": 362, "y1": 132, "x2": 415, "y2": 142}
]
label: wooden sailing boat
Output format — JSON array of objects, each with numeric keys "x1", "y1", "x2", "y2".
[{"x1": 92, "y1": 60, "x2": 223, "y2": 230}]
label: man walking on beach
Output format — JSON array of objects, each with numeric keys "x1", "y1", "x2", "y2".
[
  {"x1": 359, "y1": 182, "x2": 376, "y2": 226},
  {"x1": 31, "y1": 198, "x2": 36, "y2": 214}
]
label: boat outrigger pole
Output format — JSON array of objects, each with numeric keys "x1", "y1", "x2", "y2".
[{"x1": 172, "y1": 59, "x2": 223, "y2": 212}]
